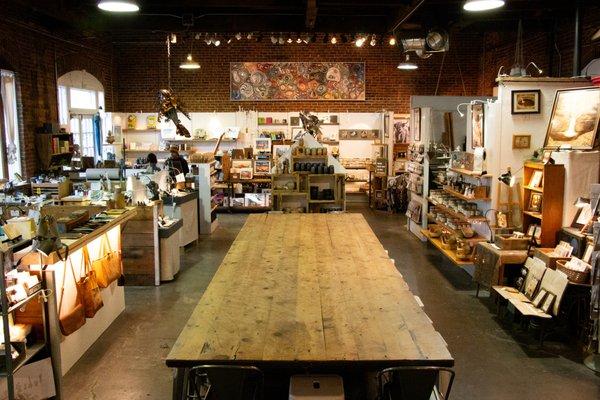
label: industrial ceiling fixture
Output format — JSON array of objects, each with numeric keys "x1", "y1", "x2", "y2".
[
  {"x1": 180, "y1": 39, "x2": 200, "y2": 70},
  {"x1": 397, "y1": 54, "x2": 418, "y2": 70},
  {"x1": 402, "y1": 29, "x2": 448, "y2": 59},
  {"x1": 97, "y1": 0, "x2": 139, "y2": 12},
  {"x1": 463, "y1": 0, "x2": 505, "y2": 12}
]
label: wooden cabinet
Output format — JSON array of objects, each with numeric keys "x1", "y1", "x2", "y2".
[{"x1": 522, "y1": 161, "x2": 565, "y2": 247}]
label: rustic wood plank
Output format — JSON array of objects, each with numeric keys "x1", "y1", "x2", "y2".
[{"x1": 167, "y1": 214, "x2": 452, "y2": 367}]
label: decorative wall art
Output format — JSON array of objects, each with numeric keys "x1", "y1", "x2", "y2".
[
  {"x1": 545, "y1": 87, "x2": 600, "y2": 149},
  {"x1": 339, "y1": 129, "x2": 380, "y2": 140},
  {"x1": 471, "y1": 103, "x2": 484, "y2": 148},
  {"x1": 411, "y1": 108, "x2": 421, "y2": 141},
  {"x1": 393, "y1": 114, "x2": 410, "y2": 143},
  {"x1": 511, "y1": 90, "x2": 541, "y2": 114},
  {"x1": 230, "y1": 62, "x2": 366, "y2": 101},
  {"x1": 512, "y1": 134, "x2": 532, "y2": 149}
]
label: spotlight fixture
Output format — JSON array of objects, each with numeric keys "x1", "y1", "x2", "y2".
[
  {"x1": 180, "y1": 54, "x2": 200, "y2": 70},
  {"x1": 498, "y1": 168, "x2": 516, "y2": 187},
  {"x1": 271, "y1": 34, "x2": 278, "y2": 44},
  {"x1": 97, "y1": 0, "x2": 139, "y2": 12},
  {"x1": 247, "y1": 33, "x2": 253, "y2": 40},
  {"x1": 226, "y1": 36, "x2": 233, "y2": 44},
  {"x1": 370, "y1": 35, "x2": 377, "y2": 46},
  {"x1": 278, "y1": 34, "x2": 285, "y2": 45},
  {"x1": 214, "y1": 37, "x2": 221, "y2": 47},
  {"x1": 287, "y1": 35, "x2": 293, "y2": 44},
  {"x1": 296, "y1": 36, "x2": 303, "y2": 44},
  {"x1": 355, "y1": 35, "x2": 366, "y2": 47},
  {"x1": 170, "y1": 33, "x2": 177, "y2": 44},
  {"x1": 235, "y1": 32, "x2": 242, "y2": 41},
  {"x1": 388, "y1": 35, "x2": 397, "y2": 46},
  {"x1": 330, "y1": 35, "x2": 338, "y2": 44},
  {"x1": 204, "y1": 33, "x2": 212, "y2": 45},
  {"x1": 397, "y1": 54, "x2": 418, "y2": 70},
  {"x1": 525, "y1": 62, "x2": 543, "y2": 76},
  {"x1": 463, "y1": 0, "x2": 505, "y2": 12}
]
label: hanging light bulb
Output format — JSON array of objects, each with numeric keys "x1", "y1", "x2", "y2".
[
  {"x1": 397, "y1": 54, "x2": 418, "y2": 70},
  {"x1": 97, "y1": 0, "x2": 139, "y2": 12},
  {"x1": 463, "y1": 0, "x2": 505, "y2": 12},
  {"x1": 180, "y1": 54, "x2": 200, "y2": 70}
]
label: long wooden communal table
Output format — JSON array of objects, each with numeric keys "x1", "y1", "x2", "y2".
[{"x1": 167, "y1": 214, "x2": 452, "y2": 395}]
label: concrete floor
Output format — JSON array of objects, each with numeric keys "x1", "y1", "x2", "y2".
[{"x1": 62, "y1": 207, "x2": 600, "y2": 399}]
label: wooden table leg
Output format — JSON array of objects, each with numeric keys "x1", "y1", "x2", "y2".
[{"x1": 172, "y1": 368, "x2": 186, "y2": 400}]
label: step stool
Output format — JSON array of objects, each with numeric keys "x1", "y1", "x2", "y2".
[{"x1": 289, "y1": 375, "x2": 344, "y2": 400}]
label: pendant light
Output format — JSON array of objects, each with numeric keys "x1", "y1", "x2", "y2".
[
  {"x1": 97, "y1": 0, "x2": 140, "y2": 12},
  {"x1": 463, "y1": 0, "x2": 505, "y2": 12},
  {"x1": 180, "y1": 39, "x2": 200, "y2": 70},
  {"x1": 397, "y1": 54, "x2": 418, "y2": 70}
]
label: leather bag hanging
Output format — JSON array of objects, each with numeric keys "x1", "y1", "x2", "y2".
[
  {"x1": 91, "y1": 235, "x2": 122, "y2": 288},
  {"x1": 58, "y1": 249, "x2": 86, "y2": 336},
  {"x1": 78, "y1": 247, "x2": 104, "y2": 318}
]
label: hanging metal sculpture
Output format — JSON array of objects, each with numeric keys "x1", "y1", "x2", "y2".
[
  {"x1": 298, "y1": 111, "x2": 323, "y2": 140},
  {"x1": 157, "y1": 89, "x2": 191, "y2": 137}
]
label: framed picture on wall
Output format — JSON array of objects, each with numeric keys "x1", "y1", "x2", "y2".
[
  {"x1": 471, "y1": 103, "x2": 484, "y2": 148},
  {"x1": 411, "y1": 108, "x2": 421, "y2": 142},
  {"x1": 544, "y1": 86, "x2": 600, "y2": 149},
  {"x1": 511, "y1": 90, "x2": 541, "y2": 114},
  {"x1": 529, "y1": 193, "x2": 543, "y2": 213},
  {"x1": 512, "y1": 134, "x2": 531, "y2": 149}
]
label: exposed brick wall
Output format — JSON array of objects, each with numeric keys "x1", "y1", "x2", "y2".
[
  {"x1": 115, "y1": 32, "x2": 485, "y2": 114},
  {"x1": 478, "y1": 5, "x2": 600, "y2": 95},
  {"x1": 0, "y1": 6, "x2": 116, "y2": 177}
]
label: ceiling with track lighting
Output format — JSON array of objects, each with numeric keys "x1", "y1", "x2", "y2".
[{"x1": 9, "y1": 0, "x2": 589, "y2": 40}]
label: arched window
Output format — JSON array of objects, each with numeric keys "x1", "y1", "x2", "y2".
[
  {"x1": 57, "y1": 70, "x2": 105, "y2": 158},
  {"x1": 0, "y1": 69, "x2": 22, "y2": 180}
]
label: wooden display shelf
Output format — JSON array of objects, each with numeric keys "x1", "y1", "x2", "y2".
[
  {"x1": 421, "y1": 229, "x2": 472, "y2": 266},
  {"x1": 523, "y1": 210, "x2": 543, "y2": 220},
  {"x1": 292, "y1": 155, "x2": 328, "y2": 159},
  {"x1": 443, "y1": 186, "x2": 491, "y2": 202},
  {"x1": 123, "y1": 128, "x2": 160, "y2": 133},
  {"x1": 449, "y1": 167, "x2": 491, "y2": 178},
  {"x1": 523, "y1": 185, "x2": 543, "y2": 193},
  {"x1": 428, "y1": 198, "x2": 487, "y2": 223},
  {"x1": 319, "y1": 140, "x2": 340, "y2": 145},
  {"x1": 428, "y1": 222, "x2": 487, "y2": 245}
]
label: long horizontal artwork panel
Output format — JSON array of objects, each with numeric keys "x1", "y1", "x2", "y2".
[{"x1": 230, "y1": 62, "x2": 366, "y2": 101}]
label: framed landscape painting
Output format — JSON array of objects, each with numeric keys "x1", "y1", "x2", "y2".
[{"x1": 545, "y1": 87, "x2": 600, "y2": 149}]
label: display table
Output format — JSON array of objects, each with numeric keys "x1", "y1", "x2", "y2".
[
  {"x1": 163, "y1": 191, "x2": 199, "y2": 247},
  {"x1": 15, "y1": 209, "x2": 136, "y2": 376},
  {"x1": 159, "y1": 219, "x2": 183, "y2": 281},
  {"x1": 167, "y1": 214, "x2": 452, "y2": 396},
  {"x1": 473, "y1": 242, "x2": 528, "y2": 296}
]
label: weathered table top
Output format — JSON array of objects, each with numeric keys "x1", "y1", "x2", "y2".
[{"x1": 166, "y1": 213, "x2": 452, "y2": 368}]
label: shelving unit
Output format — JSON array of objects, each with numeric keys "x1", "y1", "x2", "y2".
[
  {"x1": 522, "y1": 161, "x2": 565, "y2": 247},
  {"x1": 0, "y1": 247, "x2": 55, "y2": 400}
]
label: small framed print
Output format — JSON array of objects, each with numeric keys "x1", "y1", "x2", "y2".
[
  {"x1": 253, "y1": 160, "x2": 271, "y2": 175},
  {"x1": 496, "y1": 211, "x2": 508, "y2": 229},
  {"x1": 528, "y1": 170, "x2": 543, "y2": 188},
  {"x1": 512, "y1": 134, "x2": 531, "y2": 149},
  {"x1": 471, "y1": 103, "x2": 484, "y2": 148},
  {"x1": 541, "y1": 149, "x2": 553, "y2": 164},
  {"x1": 529, "y1": 193, "x2": 543, "y2": 213},
  {"x1": 511, "y1": 90, "x2": 541, "y2": 114},
  {"x1": 411, "y1": 108, "x2": 421, "y2": 141},
  {"x1": 571, "y1": 203, "x2": 593, "y2": 229},
  {"x1": 239, "y1": 168, "x2": 253, "y2": 180},
  {"x1": 540, "y1": 293, "x2": 555, "y2": 314},
  {"x1": 532, "y1": 288, "x2": 547, "y2": 308},
  {"x1": 582, "y1": 243, "x2": 594, "y2": 263},
  {"x1": 527, "y1": 224, "x2": 537, "y2": 237},
  {"x1": 524, "y1": 278, "x2": 539, "y2": 299}
]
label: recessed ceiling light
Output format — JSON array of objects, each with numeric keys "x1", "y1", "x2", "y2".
[
  {"x1": 97, "y1": 0, "x2": 139, "y2": 12},
  {"x1": 397, "y1": 54, "x2": 418, "y2": 70},
  {"x1": 180, "y1": 54, "x2": 200, "y2": 70},
  {"x1": 463, "y1": 0, "x2": 505, "y2": 12}
]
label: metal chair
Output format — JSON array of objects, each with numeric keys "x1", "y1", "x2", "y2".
[
  {"x1": 182, "y1": 365, "x2": 264, "y2": 400},
  {"x1": 377, "y1": 366, "x2": 455, "y2": 400}
]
